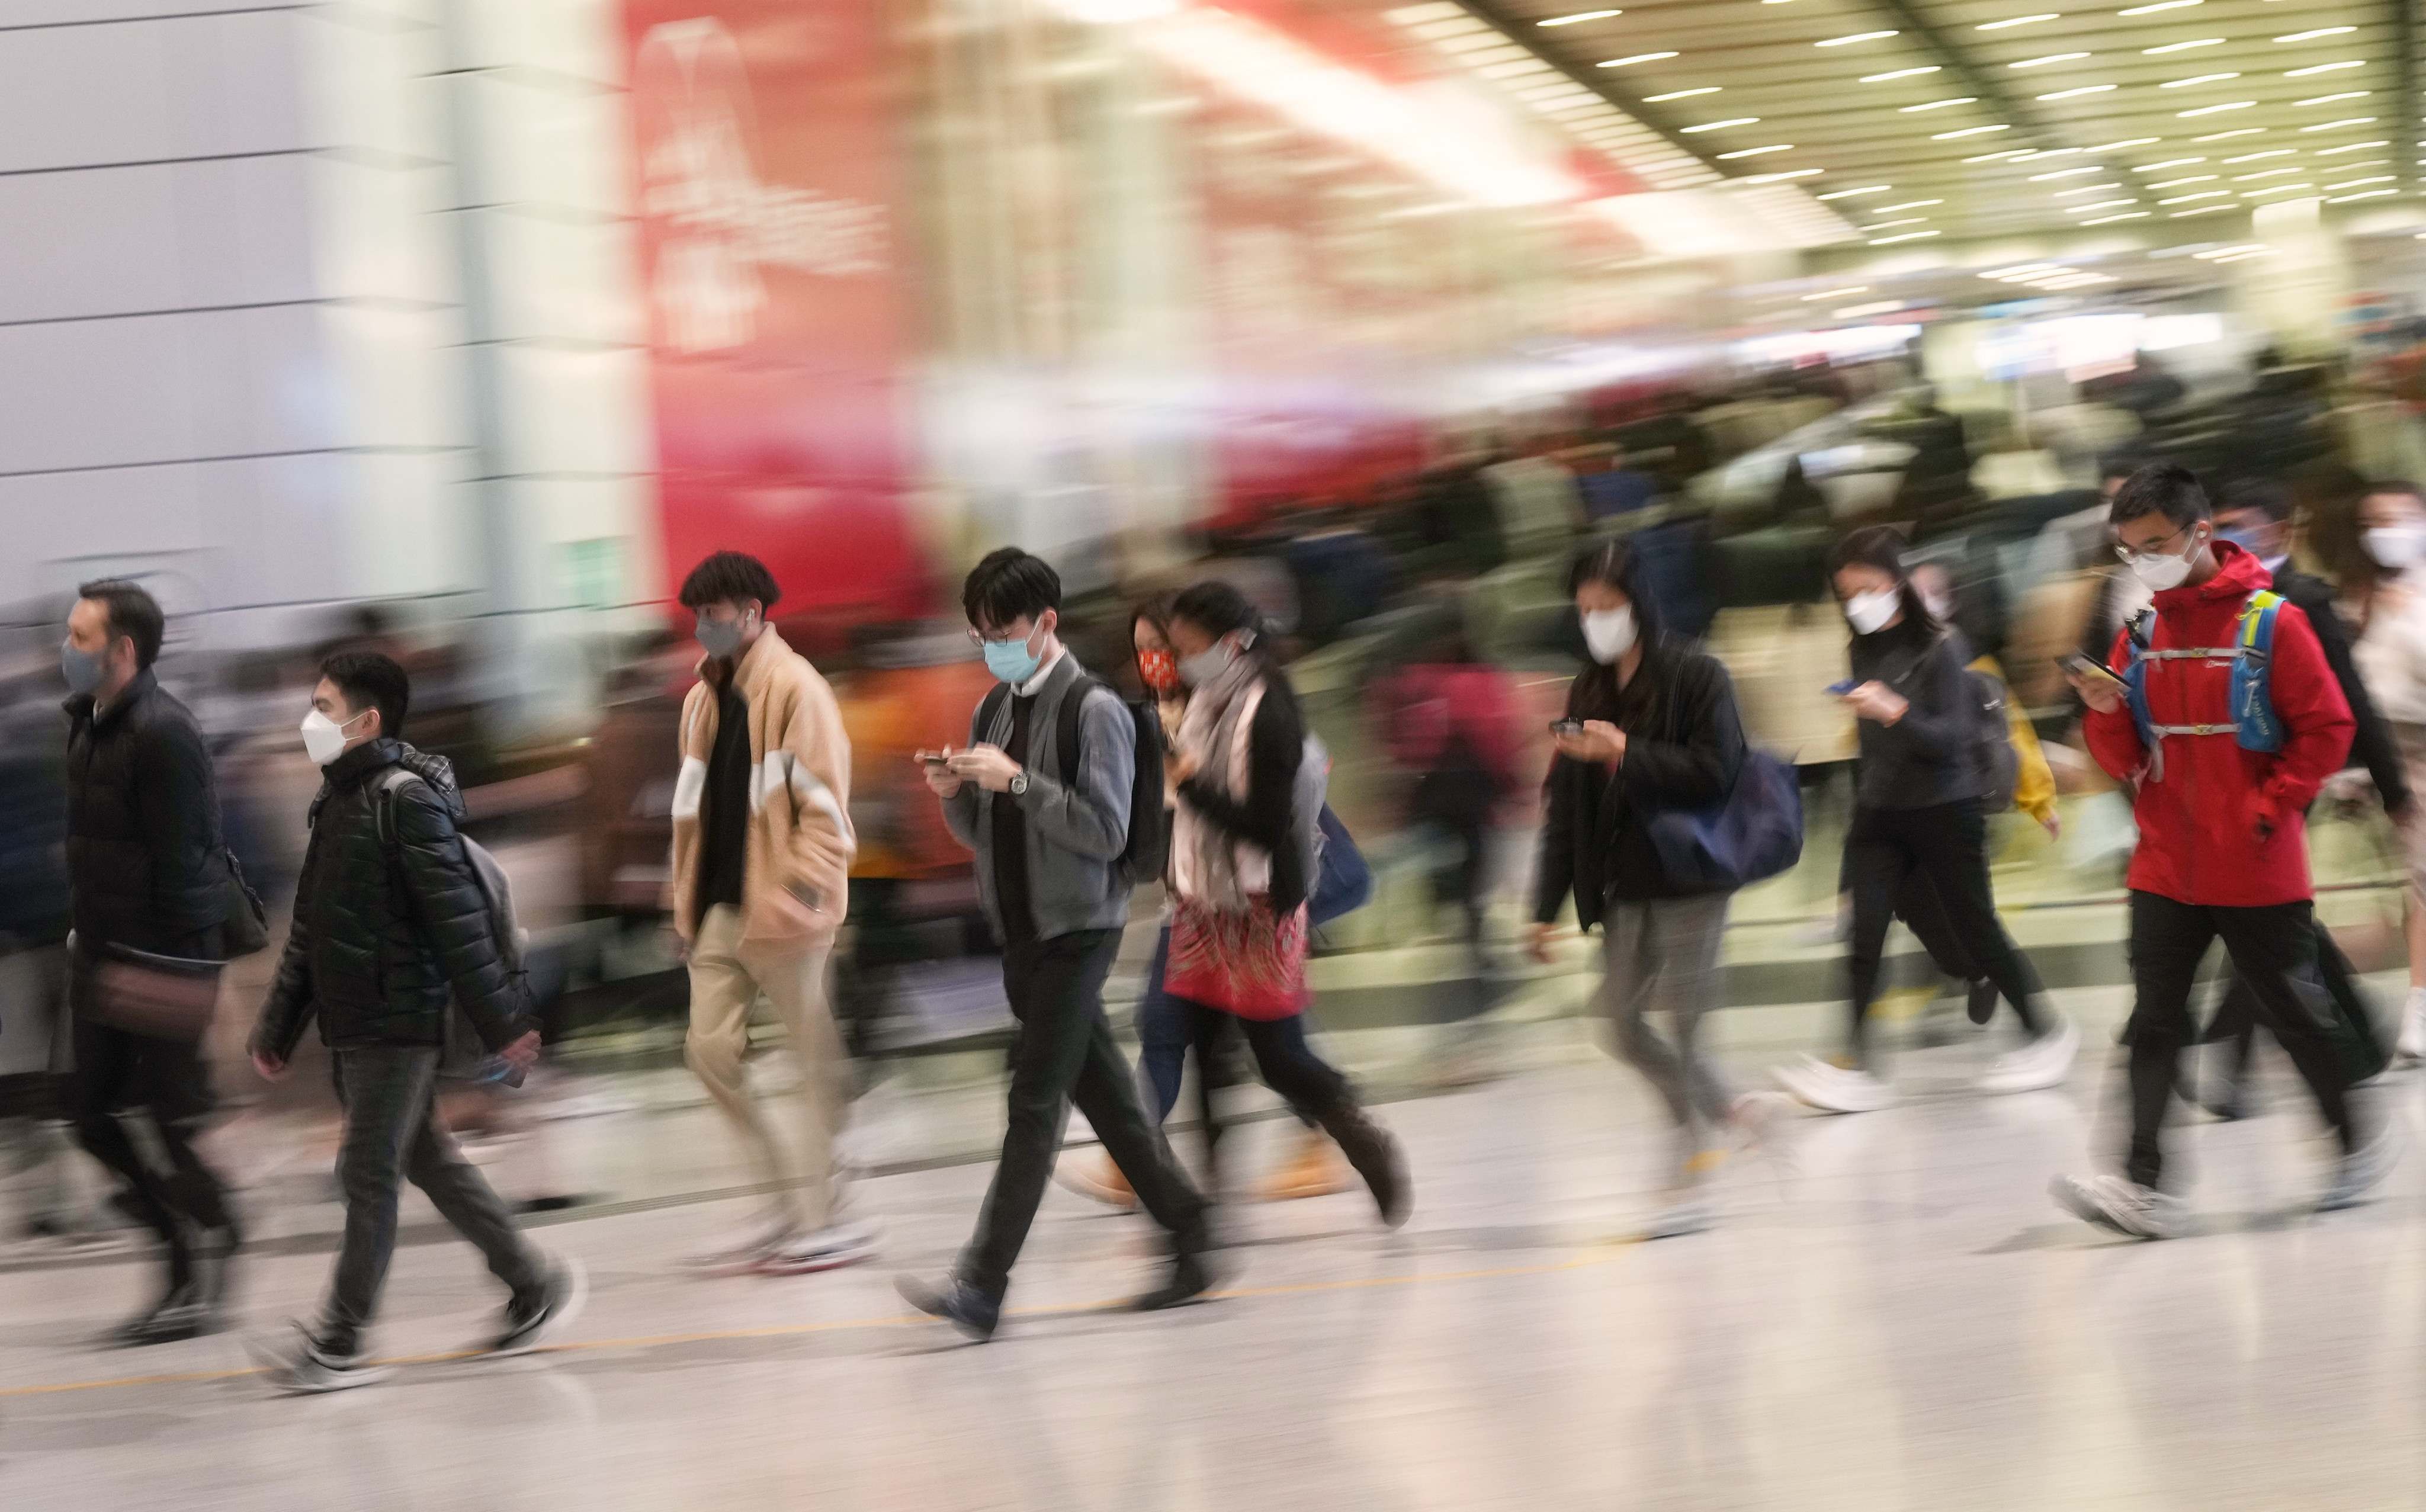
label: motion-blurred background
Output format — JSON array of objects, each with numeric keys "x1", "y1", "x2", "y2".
[{"x1": 2, "y1": 0, "x2": 2421, "y2": 1227}]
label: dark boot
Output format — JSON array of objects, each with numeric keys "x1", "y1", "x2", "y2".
[{"x1": 1314, "y1": 1097, "x2": 1410, "y2": 1229}]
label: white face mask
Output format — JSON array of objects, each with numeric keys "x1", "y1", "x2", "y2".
[
  {"x1": 1843, "y1": 589, "x2": 1900, "y2": 636},
  {"x1": 1581, "y1": 606, "x2": 1636, "y2": 664},
  {"x1": 2125, "y1": 528, "x2": 2204, "y2": 592},
  {"x1": 1920, "y1": 590, "x2": 1953, "y2": 622},
  {"x1": 301, "y1": 707, "x2": 370, "y2": 766},
  {"x1": 2366, "y1": 525, "x2": 2426, "y2": 573}
]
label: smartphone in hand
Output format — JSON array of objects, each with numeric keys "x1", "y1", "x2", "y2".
[
  {"x1": 2058, "y1": 653, "x2": 2125, "y2": 689},
  {"x1": 1549, "y1": 718, "x2": 1584, "y2": 737},
  {"x1": 1825, "y1": 679, "x2": 1858, "y2": 698}
]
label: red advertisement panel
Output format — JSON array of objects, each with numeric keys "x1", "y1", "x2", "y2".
[{"x1": 624, "y1": 2, "x2": 925, "y2": 621}]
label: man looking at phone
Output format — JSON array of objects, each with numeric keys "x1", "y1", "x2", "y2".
[
  {"x1": 2053, "y1": 464, "x2": 2393, "y2": 1237},
  {"x1": 896, "y1": 548, "x2": 1212, "y2": 1341}
]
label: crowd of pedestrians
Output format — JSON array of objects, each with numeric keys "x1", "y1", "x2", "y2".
[{"x1": 18, "y1": 428, "x2": 2426, "y2": 1377}]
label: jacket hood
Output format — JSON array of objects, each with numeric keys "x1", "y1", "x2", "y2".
[
  {"x1": 320, "y1": 739, "x2": 466, "y2": 817},
  {"x1": 2154, "y1": 539, "x2": 2271, "y2": 608}
]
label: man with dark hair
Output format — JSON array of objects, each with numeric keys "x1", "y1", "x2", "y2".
[
  {"x1": 668, "y1": 551, "x2": 871, "y2": 1276},
  {"x1": 896, "y1": 547, "x2": 1213, "y2": 1341},
  {"x1": 246, "y1": 650, "x2": 577, "y2": 1392},
  {"x1": 60, "y1": 578, "x2": 242, "y2": 1345},
  {"x1": 2195, "y1": 480, "x2": 2407, "y2": 1114},
  {"x1": 2053, "y1": 464, "x2": 2394, "y2": 1237}
]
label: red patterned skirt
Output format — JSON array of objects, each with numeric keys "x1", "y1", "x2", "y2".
[{"x1": 1163, "y1": 893, "x2": 1310, "y2": 1020}]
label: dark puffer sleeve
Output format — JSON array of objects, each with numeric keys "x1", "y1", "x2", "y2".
[{"x1": 389, "y1": 781, "x2": 527, "y2": 1051}]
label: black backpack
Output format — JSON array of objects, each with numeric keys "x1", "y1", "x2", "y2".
[
  {"x1": 977, "y1": 676, "x2": 1167, "y2": 885},
  {"x1": 1966, "y1": 666, "x2": 2021, "y2": 814}
]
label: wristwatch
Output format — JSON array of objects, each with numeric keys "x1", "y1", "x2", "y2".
[{"x1": 1008, "y1": 771, "x2": 1030, "y2": 797}]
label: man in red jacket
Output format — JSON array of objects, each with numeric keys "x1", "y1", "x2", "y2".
[{"x1": 2053, "y1": 464, "x2": 2395, "y2": 1238}]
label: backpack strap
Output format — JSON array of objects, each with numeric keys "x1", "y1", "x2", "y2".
[
  {"x1": 370, "y1": 766, "x2": 422, "y2": 851},
  {"x1": 1057, "y1": 676, "x2": 1106, "y2": 785},
  {"x1": 976, "y1": 683, "x2": 1012, "y2": 747}
]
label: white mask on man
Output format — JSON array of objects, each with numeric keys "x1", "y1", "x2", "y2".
[
  {"x1": 300, "y1": 708, "x2": 370, "y2": 766},
  {"x1": 2365, "y1": 525, "x2": 2426, "y2": 573}
]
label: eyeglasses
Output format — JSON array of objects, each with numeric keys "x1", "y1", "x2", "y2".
[
  {"x1": 968, "y1": 625, "x2": 1035, "y2": 648},
  {"x1": 2114, "y1": 520, "x2": 2196, "y2": 564}
]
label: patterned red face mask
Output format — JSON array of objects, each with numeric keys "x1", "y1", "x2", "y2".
[{"x1": 1138, "y1": 647, "x2": 1181, "y2": 694}]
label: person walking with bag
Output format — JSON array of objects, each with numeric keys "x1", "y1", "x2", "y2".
[
  {"x1": 245, "y1": 652, "x2": 581, "y2": 1391},
  {"x1": 896, "y1": 550, "x2": 1215, "y2": 1342},
  {"x1": 1159, "y1": 582, "x2": 1409, "y2": 1228},
  {"x1": 1774, "y1": 528, "x2": 2074, "y2": 1115},
  {"x1": 1529, "y1": 540, "x2": 1780, "y2": 1236},
  {"x1": 59, "y1": 580, "x2": 245, "y2": 1346},
  {"x1": 668, "y1": 551, "x2": 872, "y2": 1277}
]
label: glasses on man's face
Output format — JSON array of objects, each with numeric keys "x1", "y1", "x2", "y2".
[
  {"x1": 968, "y1": 624, "x2": 1034, "y2": 648},
  {"x1": 2113, "y1": 520, "x2": 2194, "y2": 564}
]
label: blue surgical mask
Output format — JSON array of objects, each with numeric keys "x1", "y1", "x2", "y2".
[
  {"x1": 60, "y1": 640, "x2": 101, "y2": 696},
  {"x1": 2218, "y1": 527, "x2": 2264, "y2": 556},
  {"x1": 983, "y1": 631, "x2": 1044, "y2": 686}
]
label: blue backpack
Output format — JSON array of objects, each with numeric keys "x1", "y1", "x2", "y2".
[{"x1": 2120, "y1": 589, "x2": 2285, "y2": 781}]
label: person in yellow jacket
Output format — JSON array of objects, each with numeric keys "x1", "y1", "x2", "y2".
[{"x1": 666, "y1": 551, "x2": 871, "y2": 1278}]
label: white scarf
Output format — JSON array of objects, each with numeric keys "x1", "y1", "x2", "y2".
[{"x1": 1171, "y1": 651, "x2": 1267, "y2": 911}]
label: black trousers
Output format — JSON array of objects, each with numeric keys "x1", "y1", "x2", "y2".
[
  {"x1": 1172, "y1": 997, "x2": 1350, "y2": 1128},
  {"x1": 323, "y1": 1045, "x2": 545, "y2": 1356},
  {"x1": 2122, "y1": 892, "x2": 2375, "y2": 1187},
  {"x1": 960, "y1": 929, "x2": 1207, "y2": 1305},
  {"x1": 1845, "y1": 800, "x2": 2045, "y2": 1064},
  {"x1": 66, "y1": 1016, "x2": 232, "y2": 1289},
  {"x1": 2200, "y1": 918, "x2": 2388, "y2": 1085}
]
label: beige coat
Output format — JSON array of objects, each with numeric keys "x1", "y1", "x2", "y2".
[{"x1": 667, "y1": 627, "x2": 855, "y2": 948}]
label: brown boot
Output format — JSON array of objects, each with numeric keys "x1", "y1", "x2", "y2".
[
  {"x1": 1259, "y1": 1125, "x2": 1352, "y2": 1202},
  {"x1": 1313, "y1": 1098, "x2": 1410, "y2": 1228}
]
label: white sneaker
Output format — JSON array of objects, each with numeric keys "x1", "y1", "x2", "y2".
[
  {"x1": 683, "y1": 1218, "x2": 792, "y2": 1276},
  {"x1": 2396, "y1": 987, "x2": 2426, "y2": 1066},
  {"x1": 2318, "y1": 1121, "x2": 2402, "y2": 1212},
  {"x1": 1772, "y1": 1057, "x2": 1896, "y2": 1114},
  {"x1": 2049, "y1": 1172, "x2": 2188, "y2": 1239},
  {"x1": 1978, "y1": 1017, "x2": 2080, "y2": 1095},
  {"x1": 759, "y1": 1221, "x2": 881, "y2": 1275}
]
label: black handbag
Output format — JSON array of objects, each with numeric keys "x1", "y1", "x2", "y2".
[{"x1": 219, "y1": 849, "x2": 270, "y2": 956}]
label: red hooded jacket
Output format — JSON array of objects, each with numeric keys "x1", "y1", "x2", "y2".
[{"x1": 2083, "y1": 542, "x2": 2353, "y2": 907}]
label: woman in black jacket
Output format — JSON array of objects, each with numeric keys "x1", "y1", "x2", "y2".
[
  {"x1": 1164, "y1": 581, "x2": 1408, "y2": 1227},
  {"x1": 1530, "y1": 540, "x2": 1777, "y2": 1237},
  {"x1": 1773, "y1": 527, "x2": 2074, "y2": 1115}
]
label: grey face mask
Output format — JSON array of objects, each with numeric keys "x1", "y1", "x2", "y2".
[
  {"x1": 696, "y1": 609, "x2": 755, "y2": 660},
  {"x1": 60, "y1": 640, "x2": 102, "y2": 696}
]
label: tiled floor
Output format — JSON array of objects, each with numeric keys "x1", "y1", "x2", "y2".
[{"x1": 4, "y1": 981, "x2": 2422, "y2": 1511}]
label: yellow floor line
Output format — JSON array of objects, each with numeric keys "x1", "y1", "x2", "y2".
[{"x1": 0, "y1": 1238, "x2": 1639, "y2": 1401}]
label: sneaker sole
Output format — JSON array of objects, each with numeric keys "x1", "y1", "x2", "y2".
[
  {"x1": 757, "y1": 1246, "x2": 877, "y2": 1276},
  {"x1": 490, "y1": 1259, "x2": 589, "y2": 1358}
]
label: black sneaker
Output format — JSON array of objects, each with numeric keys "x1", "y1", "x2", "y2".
[
  {"x1": 1131, "y1": 1251, "x2": 1221, "y2": 1313},
  {"x1": 113, "y1": 1282, "x2": 212, "y2": 1349},
  {"x1": 488, "y1": 1256, "x2": 589, "y2": 1357},
  {"x1": 894, "y1": 1274, "x2": 1001, "y2": 1342},
  {"x1": 247, "y1": 1322, "x2": 396, "y2": 1395}
]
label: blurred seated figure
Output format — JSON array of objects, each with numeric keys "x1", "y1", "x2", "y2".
[{"x1": 1277, "y1": 506, "x2": 1393, "y2": 647}]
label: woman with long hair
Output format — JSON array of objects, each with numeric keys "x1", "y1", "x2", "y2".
[
  {"x1": 1774, "y1": 525, "x2": 2074, "y2": 1113},
  {"x1": 2341, "y1": 479, "x2": 2426, "y2": 1062},
  {"x1": 1530, "y1": 539, "x2": 1779, "y2": 1235},
  {"x1": 1158, "y1": 580, "x2": 1408, "y2": 1227},
  {"x1": 1058, "y1": 596, "x2": 1353, "y2": 1205}
]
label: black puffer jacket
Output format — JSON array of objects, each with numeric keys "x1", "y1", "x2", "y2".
[
  {"x1": 253, "y1": 740, "x2": 525, "y2": 1058},
  {"x1": 65, "y1": 669, "x2": 226, "y2": 961}
]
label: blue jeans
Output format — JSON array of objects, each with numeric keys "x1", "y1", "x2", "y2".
[{"x1": 1134, "y1": 923, "x2": 1330, "y2": 1137}]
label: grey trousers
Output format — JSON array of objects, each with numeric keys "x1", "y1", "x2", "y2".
[
  {"x1": 322, "y1": 1045, "x2": 546, "y2": 1356},
  {"x1": 1595, "y1": 894, "x2": 1735, "y2": 1148}
]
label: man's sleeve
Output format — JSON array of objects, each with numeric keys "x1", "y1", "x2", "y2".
[
  {"x1": 2080, "y1": 626, "x2": 2149, "y2": 781},
  {"x1": 131, "y1": 716, "x2": 224, "y2": 939},
  {"x1": 2259, "y1": 603, "x2": 2354, "y2": 821},
  {"x1": 391, "y1": 783, "x2": 526, "y2": 1051}
]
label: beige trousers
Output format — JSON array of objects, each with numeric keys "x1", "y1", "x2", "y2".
[{"x1": 685, "y1": 904, "x2": 847, "y2": 1235}]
